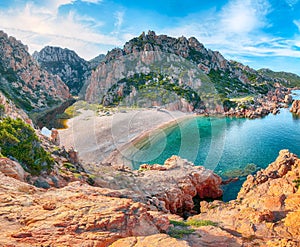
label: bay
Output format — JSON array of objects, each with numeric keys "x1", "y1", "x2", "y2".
[{"x1": 128, "y1": 90, "x2": 300, "y2": 201}]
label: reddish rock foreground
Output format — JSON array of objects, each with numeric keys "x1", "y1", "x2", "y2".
[
  {"x1": 0, "y1": 155, "x2": 222, "y2": 246},
  {"x1": 0, "y1": 172, "x2": 169, "y2": 246},
  {"x1": 0, "y1": 150, "x2": 299, "y2": 246},
  {"x1": 191, "y1": 150, "x2": 300, "y2": 246}
]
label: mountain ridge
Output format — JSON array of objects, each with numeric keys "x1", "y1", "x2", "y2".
[
  {"x1": 84, "y1": 31, "x2": 300, "y2": 111},
  {"x1": 0, "y1": 30, "x2": 70, "y2": 112},
  {"x1": 33, "y1": 46, "x2": 91, "y2": 95}
]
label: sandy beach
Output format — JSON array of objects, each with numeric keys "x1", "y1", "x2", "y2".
[{"x1": 58, "y1": 108, "x2": 190, "y2": 167}]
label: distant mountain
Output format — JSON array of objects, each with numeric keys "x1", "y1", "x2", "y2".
[
  {"x1": 0, "y1": 31, "x2": 70, "y2": 112},
  {"x1": 85, "y1": 31, "x2": 295, "y2": 111},
  {"x1": 258, "y1": 68, "x2": 300, "y2": 88},
  {"x1": 89, "y1": 54, "x2": 105, "y2": 70},
  {"x1": 33, "y1": 46, "x2": 91, "y2": 95}
]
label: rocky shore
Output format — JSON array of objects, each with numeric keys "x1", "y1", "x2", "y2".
[
  {"x1": 0, "y1": 149, "x2": 299, "y2": 246},
  {"x1": 200, "y1": 87, "x2": 293, "y2": 119}
]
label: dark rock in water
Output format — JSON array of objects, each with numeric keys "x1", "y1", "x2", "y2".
[{"x1": 221, "y1": 163, "x2": 258, "y2": 178}]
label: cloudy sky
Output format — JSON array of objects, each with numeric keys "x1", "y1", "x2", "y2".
[{"x1": 1, "y1": 0, "x2": 300, "y2": 74}]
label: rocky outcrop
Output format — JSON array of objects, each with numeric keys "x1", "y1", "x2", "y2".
[
  {"x1": 290, "y1": 100, "x2": 300, "y2": 115},
  {"x1": 237, "y1": 149, "x2": 298, "y2": 200},
  {"x1": 89, "y1": 53, "x2": 105, "y2": 69},
  {"x1": 0, "y1": 91, "x2": 32, "y2": 125},
  {"x1": 0, "y1": 147, "x2": 299, "y2": 246},
  {"x1": 0, "y1": 157, "x2": 25, "y2": 181},
  {"x1": 94, "y1": 156, "x2": 223, "y2": 216},
  {"x1": 188, "y1": 150, "x2": 300, "y2": 246},
  {"x1": 0, "y1": 173, "x2": 169, "y2": 246},
  {"x1": 0, "y1": 31, "x2": 70, "y2": 111},
  {"x1": 110, "y1": 234, "x2": 190, "y2": 247},
  {"x1": 33, "y1": 46, "x2": 90, "y2": 95},
  {"x1": 224, "y1": 87, "x2": 291, "y2": 119}
]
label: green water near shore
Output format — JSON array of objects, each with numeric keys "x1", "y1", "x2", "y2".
[{"x1": 128, "y1": 90, "x2": 300, "y2": 201}]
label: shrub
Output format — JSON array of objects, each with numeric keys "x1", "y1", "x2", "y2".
[
  {"x1": 186, "y1": 219, "x2": 218, "y2": 227},
  {"x1": 169, "y1": 220, "x2": 188, "y2": 227},
  {"x1": 168, "y1": 228, "x2": 195, "y2": 239},
  {"x1": 0, "y1": 117, "x2": 54, "y2": 174},
  {"x1": 293, "y1": 179, "x2": 300, "y2": 189}
]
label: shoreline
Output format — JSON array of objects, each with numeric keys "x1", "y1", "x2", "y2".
[
  {"x1": 57, "y1": 108, "x2": 191, "y2": 167},
  {"x1": 103, "y1": 113, "x2": 196, "y2": 168},
  {"x1": 57, "y1": 87, "x2": 296, "y2": 169}
]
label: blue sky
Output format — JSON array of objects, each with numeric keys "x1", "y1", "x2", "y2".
[{"x1": 1, "y1": 0, "x2": 300, "y2": 75}]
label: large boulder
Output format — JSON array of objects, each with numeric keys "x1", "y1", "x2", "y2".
[
  {"x1": 0, "y1": 157, "x2": 25, "y2": 181},
  {"x1": 290, "y1": 100, "x2": 300, "y2": 114},
  {"x1": 136, "y1": 156, "x2": 223, "y2": 214},
  {"x1": 94, "y1": 155, "x2": 223, "y2": 216}
]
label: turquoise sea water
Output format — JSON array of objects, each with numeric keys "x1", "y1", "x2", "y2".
[{"x1": 127, "y1": 90, "x2": 300, "y2": 201}]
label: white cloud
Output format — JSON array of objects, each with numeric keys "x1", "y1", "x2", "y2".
[
  {"x1": 114, "y1": 11, "x2": 124, "y2": 31},
  {"x1": 111, "y1": 10, "x2": 125, "y2": 36},
  {"x1": 285, "y1": 0, "x2": 299, "y2": 7},
  {"x1": 0, "y1": 1, "x2": 122, "y2": 59},
  {"x1": 294, "y1": 20, "x2": 300, "y2": 31},
  {"x1": 81, "y1": 0, "x2": 102, "y2": 3},
  {"x1": 220, "y1": 0, "x2": 271, "y2": 34},
  {"x1": 160, "y1": 0, "x2": 300, "y2": 74}
]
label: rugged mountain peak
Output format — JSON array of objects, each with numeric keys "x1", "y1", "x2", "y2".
[
  {"x1": 33, "y1": 46, "x2": 90, "y2": 95},
  {"x1": 89, "y1": 54, "x2": 105, "y2": 69},
  {"x1": 85, "y1": 31, "x2": 274, "y2": 106},
  {"x1": 0, "y1": 30, "x2": 70, "y2": 112}
]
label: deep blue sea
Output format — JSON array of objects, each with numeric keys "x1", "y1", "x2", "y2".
[{"x1": 127, "y1": 90, "x2": 300, "y2": 201}]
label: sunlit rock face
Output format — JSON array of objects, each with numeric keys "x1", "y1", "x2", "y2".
[
  {"x1": 33, "y1": 46, "x2": 91, "y2": 95},
  {"x1": 0, "y1": 31, "x2": 70, "y2": 112}
]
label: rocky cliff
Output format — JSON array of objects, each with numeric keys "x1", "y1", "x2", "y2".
[
  {"x1": 0, "y1": 31, "x2": 70, "y2": 112},
  {"x1": 89, "y1": 53, "x2": 105, "y2": 69},
  {"x1": 85, "y1": 31, "x2": 293, "y2": 111},
  {"x1": 93, "y1": 155, "x2": 223, "y2": 216},
  {"x1": 189, "y1": 150, "x2": 300, "y2": 246},
  {"x1": 33, "y1": 46, "x2": 91, "y2": 95},
  {"x1": 0, "y1": 91, "x2": 32, "y2": 124}
]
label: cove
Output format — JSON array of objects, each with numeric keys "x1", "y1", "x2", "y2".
[{"x1": 127, "y1": 91, "x2": 300, "y2": 201}]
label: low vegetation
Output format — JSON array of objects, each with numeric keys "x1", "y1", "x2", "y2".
[
  {"x1": 105, "y1": 72, "x2": 201, "y2": 108},
  {"x1": 0, "y1": 117, "x2": 54, "y2": 174},
  {"x1": 168, "y1": 227, "x2": 195, "y2": 239},
  {"x1": 258, "y1": 68, "x2": 300, "y2": 88},
  {"x1": 293, "y1": 179, "x2": 300, "y2": 189},
  {"x1": 168, "y1": 219, "x2": 217, "y2": 239},
  {"x1": 186, "y1": 219, "x2": 218, "y2": 227}
]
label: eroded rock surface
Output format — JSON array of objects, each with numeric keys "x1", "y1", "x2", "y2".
[
  {"x1": 94, "y1": 155, "x2": 223, "y2": 216},
  {"x1": 0, "y1": 150, "x2": 299, "y2": 246},
  {"x1": 188, "y1": 150, "x2": 300, "y2": 246},
  {"x1": 0, "y1": 173, "x2": 168, "y2": 247}
]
